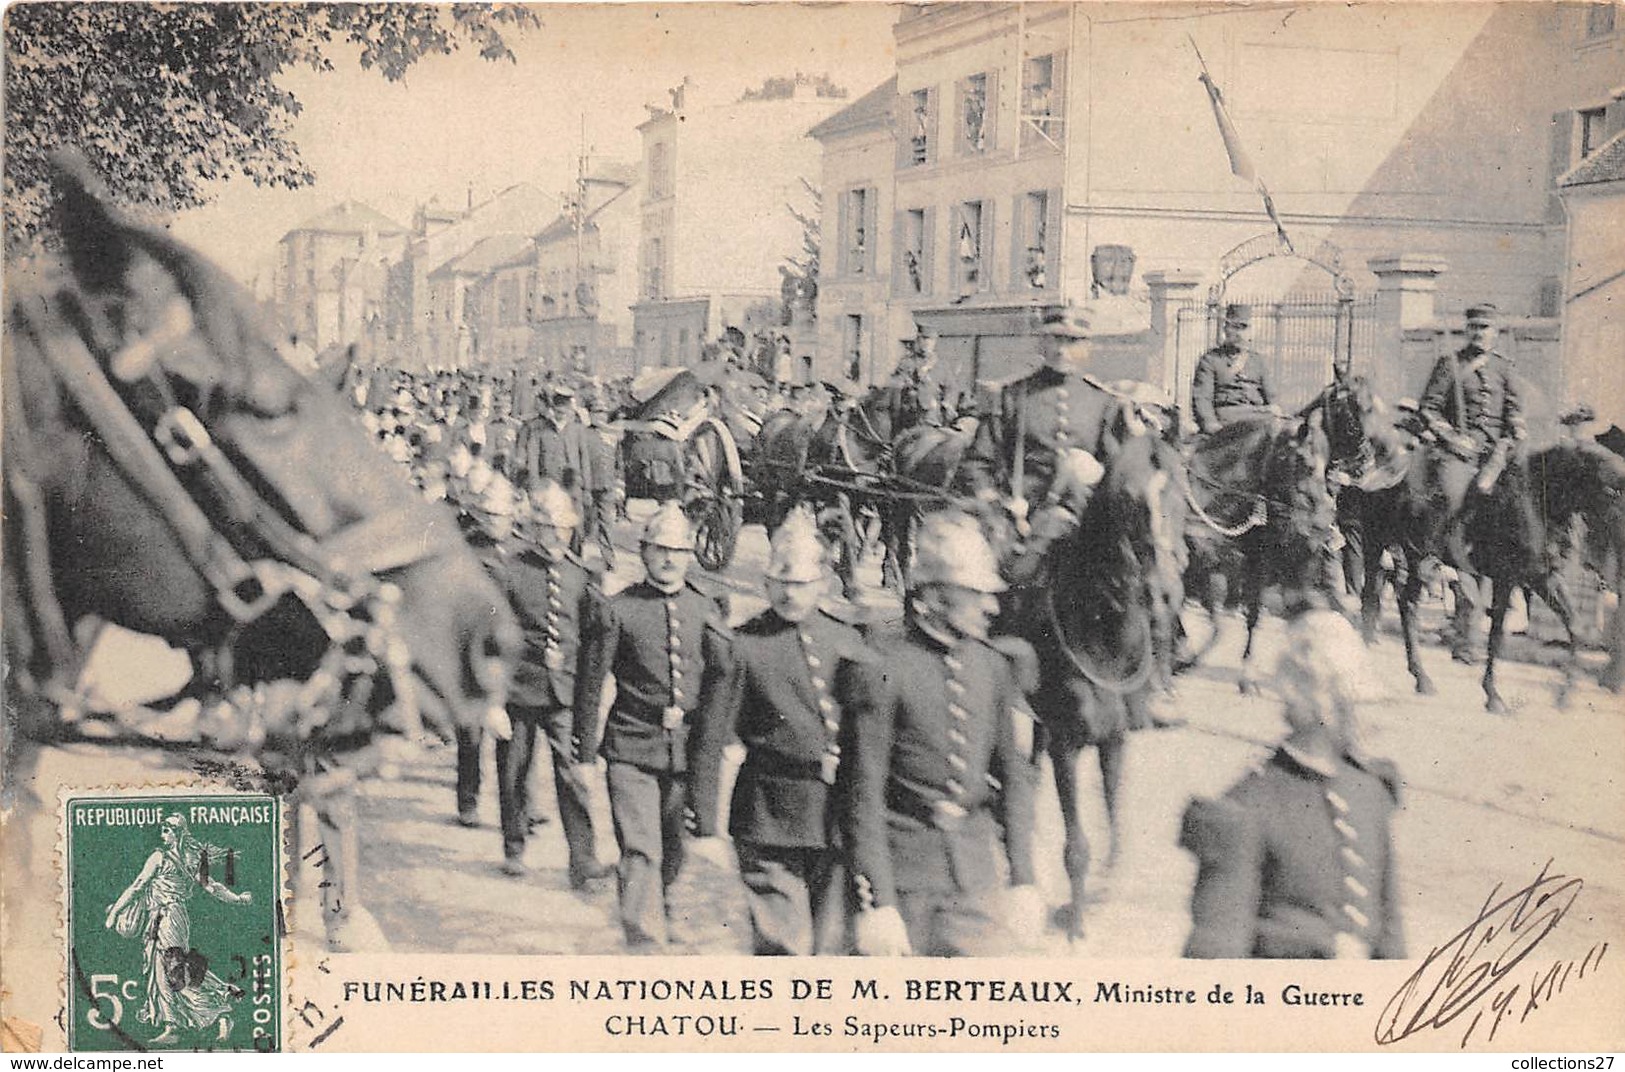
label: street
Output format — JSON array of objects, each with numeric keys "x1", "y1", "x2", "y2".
[{"x1": 331, "y1": 510, "x2": 1625, "y2": 960}]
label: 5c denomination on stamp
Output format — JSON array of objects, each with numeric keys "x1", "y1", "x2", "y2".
[{"x1": 64, "y1": 791, "x2": 281, "y2": 1052}]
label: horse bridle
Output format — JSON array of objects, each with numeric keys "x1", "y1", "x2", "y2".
[{"x1": 8, "y1": 285, "x2": 473, "y2": 737}]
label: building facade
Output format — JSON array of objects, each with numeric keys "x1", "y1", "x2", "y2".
[
  {"x1": 813, "y1": 2, "x2": 1624, "y2": 412},
  {"x1": 631, "y1": 77, "x2": 843, "y2": 370},
  {"x1": 273, "y1": 201, "x2": 410, "y2": 360}
]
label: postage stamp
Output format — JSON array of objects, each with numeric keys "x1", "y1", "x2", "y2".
[{"x1": 62, "y1": 791, "x2": 282, "y2": 1052}]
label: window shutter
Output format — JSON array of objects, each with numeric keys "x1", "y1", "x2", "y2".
[
  {"x1": 1009, "y1": 195, "x2": 1026, "y2": 288},
  {"x1": 922, "y1": 206, "x2": 937, "y2": 296},
  {"x1": 927, "y1": 88, "x2": 940, "y2": 165},
  {"x1": 1047, "y1": 51, "x2": 1069, "y2": 149},
  {"x1": 953, "y1": 78, "x2": 966, "y2": 157},
  {"x1": 980, "y1": 199, "x2": 997, "y2": 293},
  {"x1": 1047, "y1": 187, "x2": 1063, "y2": 291},
  {"x1": 864, "y1": 187, "x2": 879, "y2": 275},
  {"x1": 897, "y1": 94, "x2": 914, "y2": 169},
  {"x1": 836, "y1": 191, "x2": 850, "y2": 277},
  {"x1": 892, "y1": 211, "x2": 907, "y2": 297},
  {"x1": 984, "y1": 71, "x2": 1000, "y2": 154}
]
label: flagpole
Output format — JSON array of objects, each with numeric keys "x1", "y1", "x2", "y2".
[{"x1": 1188, "y1": 34, "x2": 1294, "y2": 254}]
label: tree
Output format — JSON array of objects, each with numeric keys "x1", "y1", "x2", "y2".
[
  {"x1": 778, "y1": 177, "x2": 821, "y2": 326},
  {"x1": 3, "y1": 4, "x2": 538, "y2": 252},
  {"x1": 738, "y1": 72, "x2": 848, "y2": 103}
]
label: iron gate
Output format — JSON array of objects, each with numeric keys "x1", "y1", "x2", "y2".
[{"x1": 1172, "y1": 291, "x2": 1378, "y2": 413}]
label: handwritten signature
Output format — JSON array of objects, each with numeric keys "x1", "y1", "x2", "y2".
[{"x1": 1375, "y1": 859, "x2": 1609, "y2": 1048}]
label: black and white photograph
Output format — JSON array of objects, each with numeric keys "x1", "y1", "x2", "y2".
[{"x1": 2, "y1": 0, "x2": 1623, "y2": 1055}]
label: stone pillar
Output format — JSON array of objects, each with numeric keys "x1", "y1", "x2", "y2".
[
  {"x1": 1145, "y1": 269, "x2": 1204, "y2": 406},
  {"x1": 1369, "y1": 255, "x2": 1448, "y2": 402}
]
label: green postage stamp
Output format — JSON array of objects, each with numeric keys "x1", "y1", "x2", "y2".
[{"x1": 63, "y1": 791, "x2": 281, "y2": 1052}]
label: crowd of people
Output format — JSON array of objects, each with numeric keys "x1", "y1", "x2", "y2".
[{"x1": 326, "y1": 295, "x2": 1460, "y2": 960}]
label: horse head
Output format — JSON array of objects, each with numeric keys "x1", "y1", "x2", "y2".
[{"x1": 5, "y1": 155, "x2": 518, "y2": 745}]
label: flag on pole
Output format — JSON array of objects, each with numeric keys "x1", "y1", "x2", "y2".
[{"x1": 1192, "y1": 38, "x2": 1294, "y2": 253}]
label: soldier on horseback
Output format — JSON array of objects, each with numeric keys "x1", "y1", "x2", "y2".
[
  {"x1": 1190, "y1": 303, "x2": 1277, "y2": 435},
  {"x1": 1417, "y1": 303, "x2": 1526, "y2": 495}
]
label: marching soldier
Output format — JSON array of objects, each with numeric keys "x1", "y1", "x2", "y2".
[
  {"x1": 1190, "y1": 303, "x2": 1276, "y2": 435},
  {"x1": 688, "y1": 508, "x2": 866, "y2": 955},
  {"x1": 583, "y1": 396, "x2": 622, "y2": 570},
  {"x1": 837, "y1": 511, "x2": 1043, "y2": 957},
  {"x1": 1181, "y1": 608, "x2": 1404, "y2": 959},
  {"x1": 1418, "y1": 303, "x2": 1526, "y2": 493},
  {"x1": 518, "y1": 383, "x2": 595, "y2": 534},
  {"x1": 453, "y1": 475, "x2": 522, "y2": 829},
  {"x1": 489, "y1": 480, "x2": 613, "y2": 885},
  {"x1": 573, "y1": 502, "x2": 731, "y2": 949}
]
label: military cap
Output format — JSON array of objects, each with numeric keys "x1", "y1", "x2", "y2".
[
  {"x1": 765, "y1": 506, "x2": 825, "y2": 584},
  {"x1": 1223, "y1": 303, "x2": 1253, "y2": 326},
  {"x1": 1464, "y1": 303, "x2": 1499, "y2": 326},
  {"x1": 1038, "y1": 308, "x2": 1091, "y2": 339},
  {"x1": 641, "y1": 500, "x2": 694, "y2": 550},
  {"x1": 550, "y1": 383, "x2": 576, "y2": 399},
  {"x1": 910, "y1": 509, "x2": 1006, "y2": 594}
]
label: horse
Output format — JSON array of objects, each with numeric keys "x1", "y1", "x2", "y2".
[
  {"x1": 3, "y1": 158, "x2": 520, "y2": 1028},
  {"x1": 1326, "y1": 384, "x2": 1625, "y2": 710},
  {"x1": 1178, "y1": 406, "x2": 1339, "y2": 691},
  {"x1": 973, "y1": 375, "x2": 1187, "y2": 941}
]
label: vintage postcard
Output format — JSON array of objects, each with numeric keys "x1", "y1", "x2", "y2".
[{"x1": 2, "y1": 0, "x2": 1623, "y2": 1057}]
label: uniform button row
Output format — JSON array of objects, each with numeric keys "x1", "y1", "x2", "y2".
[
  {"x1": 1340, "y1": 846, "x2": 1366, "y2": 869},
  {"x1": 1333, "y1": 818, "x2": 1359, "y2": 842},
  {"x1": 1326, "y1": 790, "x2": 1349, "y2": 815},
  {"x1": 1344, "y1": 875, "x2": 1369, "y2": 899},
  {"x1": 1341, "y1": 904, "x2": 1370, "y2": 930}
]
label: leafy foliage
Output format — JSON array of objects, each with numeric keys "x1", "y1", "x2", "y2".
[
  {"x1": 778, "y1": 177, "x2": 822, "y2": 324},
  {"x1": 3, "y1": 4, "x2": 538, "y2": 252},
  {"x1": 738, "y1": 72, "x2": 848, "y2": 103}
]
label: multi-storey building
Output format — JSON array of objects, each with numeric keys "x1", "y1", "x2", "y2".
[
  {"x1": 631, "y1": 77, "x2": 843, "y2": 370},
  {"x1": 813, "y1": 2, "x2": 1624, "y2": 410},
  {"x1": 387, "y1": 183, "x2": 558, "y2": 369},
  {"x1": 273, "y1": 201, "x2": 409, "y2": 359}
]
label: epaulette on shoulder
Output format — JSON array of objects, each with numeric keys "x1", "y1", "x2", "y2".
[
  {"x1": 1347, "y1": 751, "x2": 1403, "y2": 804},
  {"x1": 1179, "y1": 794, "x2": 1259, "y2": 862}
]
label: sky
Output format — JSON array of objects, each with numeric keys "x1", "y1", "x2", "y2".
[{"x1": 167, "y1": 3, "x2": 901, "y2": 285}]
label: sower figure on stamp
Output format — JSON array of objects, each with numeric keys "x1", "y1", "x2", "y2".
[
  {"x1": 838, "y1": 511, "x2": 1043, "y2": 957},
  {"x1": 688, "y1": 507, "x2": 866, "y2": 955},
  {"x1": 574, "y1": 502, "x2": 731, "y2": 949},
  {"x1": 1181, "y1": 607, "x2": 1405, "y2": 959},
  {"x1": 453, "y1": 475, "x2": 524, "y2": 828},
  {"x1": 1190, "y1": 303, "x2": 1277, "y2": 435},
  {"x1": 491, "y1": 479, "x2": 614, "y2": 885}
]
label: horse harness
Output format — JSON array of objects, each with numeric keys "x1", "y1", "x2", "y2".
[{"x1": 7, "y1": 285, "x2": 468, "y2": 739}]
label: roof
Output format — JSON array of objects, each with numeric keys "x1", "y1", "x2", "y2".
[
  {"x1": 533, "y1": 213, "x2": 601, "y2": 247},
  {"x1": 1560, "y1": 129, "x2": 1625, "y2": 188},
  {"x1": 808, "y1": 76, "x2": 896, "y2": 141},
  {"x1": 429, "y1": 233, "x2": 534, "y2": 278},
  {"x1": 290, "y1": 200, "x2": 408, "y2": 236}
]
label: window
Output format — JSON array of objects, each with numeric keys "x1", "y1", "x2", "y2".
[
  {"x1": 1586, "y1": 3, "x2": 1616, "y2": 38},
  {"x1": 958, "y1": 72, "x2": 995, "y2": 156},
  {"x1": 895, "y1": 208, "x2": 931, "y2": 296},
  {"x1": 1013, "y1": 191, "x2": 1056, "y2": 291},
  {"x1": 648, "y1": 143, "x2": 672, "y2": 199},
  {"x1": 843, "y1": 314, "x2": 865, "y2": 382},
  {"x1": 1581, "y1": 106, "x2": 1609, "y2": 157},
  {"x1": 1022, "y1": 52, "x2": 1066, "y2": 150},
  {"x1": 952, "y1": 200, "x2": 993, "y2": 297},
  {"x1": 902, "y1": 87, "x2": 938, "y2": 167},
  {"x1": 839, "y1": 187, "x2": 877, "y2": 277}
]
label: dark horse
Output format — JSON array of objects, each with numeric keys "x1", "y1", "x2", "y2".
[
  {"x1": 1179, "y1": 406, "x2": 1338, "y2": 691},
  {"x1": 986, "y1": 383, "x2": 1189, "y2": 941},
  {"x1": 1325, "y1": 383, "x2": 1625, "y2": 710},
  {"x1": 753, "y1": 385, "x2": 918, "y2": 596},
  {"x1": 4, "y1": 159, "x2": 519, "y2": 1019}
]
